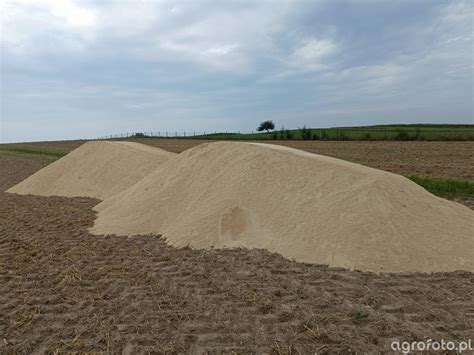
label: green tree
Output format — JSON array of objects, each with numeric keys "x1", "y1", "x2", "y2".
[{"x1": 257, "y1": 120, "x2": 275, "y2": 134}]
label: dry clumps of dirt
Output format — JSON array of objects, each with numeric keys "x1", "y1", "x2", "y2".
[
  {"x1": 1, "y1": 190, "x2": 473, "y2": 353},
  {"x1": 1, "y1": 152, "x2": 473, "y2": 353}
]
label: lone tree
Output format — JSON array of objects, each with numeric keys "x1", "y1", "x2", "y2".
[{"x1": 257, "y1": 120, "x2": 275, "y2": 134}]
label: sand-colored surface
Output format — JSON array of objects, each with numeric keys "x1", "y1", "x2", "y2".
[
  {"x1": 91, "y1": 142, "x2": 474, "y2": 273},
  {"x1": 7, "y1": 141, "x2": 175, "y2": 199},
  {"x1": 2, "y1": 152, "x2": 474, "y2": 353}
]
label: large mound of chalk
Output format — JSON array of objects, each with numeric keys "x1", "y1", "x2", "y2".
[
  {"x1": 8, "y1": 141, "x2": 175, "y2": 199},
  {"x1": 90, "y1": 142, "x2": 473, "y2": 272}
]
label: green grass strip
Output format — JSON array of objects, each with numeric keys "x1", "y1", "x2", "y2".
[
  {"x1": 408, "y1": 175, "x2": 474, "y2": 198},
  {"x1": 0, "y1": 147, "x2": 67, "y2": 157}
]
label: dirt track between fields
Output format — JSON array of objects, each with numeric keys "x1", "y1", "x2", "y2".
[{"x1": 1, "y1": 153, "x2": 473, "y2": 353}]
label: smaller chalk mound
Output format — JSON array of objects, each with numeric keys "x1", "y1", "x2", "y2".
[
  {"x1": 7, "y1": 141, "x2": 175, "y2": 199},
  {"x1": 91, "y1": 142, "x2": 473, "y2": 273}
]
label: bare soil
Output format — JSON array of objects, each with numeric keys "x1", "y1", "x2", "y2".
[
  {"x1": 0, "y1": 153, "x2": 473, "y2": 353},
  {"x1": 4, "y1": 139, "x2": 474, "y2": 180}
]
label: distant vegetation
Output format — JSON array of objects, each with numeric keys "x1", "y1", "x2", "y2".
[
  {"x1": 131, "y1": 132, "x2": 147, "y2": 138},
  {"x1": 0, "y1": 147, "x2": 67, "y2": 157},
  {"x1": 256, "y1": 124, "x2": 474, "y2": 141},
  {"x1": 116, "y1": 124, "x2": 474, "y2": 141},
  {"x1": 183, "y1": 124, "x2": 474, "y2": 141},
  {"x1": 257, "y1": 120, "x2": 275, "y2": 134},
  {"x1": 408, "y1": 176, "x2": 474, "y2": 198}
]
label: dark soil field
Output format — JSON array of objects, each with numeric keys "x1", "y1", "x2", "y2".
[
  {"x1": 1, "y1": 151, "x2": 473, "y2": 353},
  {"x1": 4, "y1": 139, "x2": 474, "y2": 180}
]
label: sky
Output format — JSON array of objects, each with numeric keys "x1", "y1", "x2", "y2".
[{"x1": 0, "y1": 0, "x2": 473, "y2": 143}]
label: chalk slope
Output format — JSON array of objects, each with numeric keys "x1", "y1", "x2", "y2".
[
  {"x1": 7, "y1": 141, "x2": 175, "y2": 199},
  {"x1": 91, "y1": 142, "x2": 474, "y2": 273}
]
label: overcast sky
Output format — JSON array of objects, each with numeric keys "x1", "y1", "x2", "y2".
[{"x1": 1, "y1": 0, "x2": 473, "y2": 143}]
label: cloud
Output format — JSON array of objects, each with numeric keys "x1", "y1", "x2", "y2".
[
  {"x1": 2, "y1": 0, "x2": 301, "y2": 71},
  {"x1": 292, "y1": 38, "x2": 337, "y2": 71},
  {"x1": 2, "y1": 0, "x2": 97, "y2": 41},
  {"x1": 39, "y1": 0, "x2": 96, "y2": 27},
  {"x1": 0, "y1": 0, "x2": 472, "y2": 142}
]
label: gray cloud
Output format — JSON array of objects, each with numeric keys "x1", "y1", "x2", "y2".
[{"x1": 1, "y1": 0, "x2": 472, "y2": 142}]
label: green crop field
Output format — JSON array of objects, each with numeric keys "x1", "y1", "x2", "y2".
[
  {"x1": 0, "y1": 147, "x2": 68, "y2": 157},
  {"x1": 408, "y1": 176, "x2": 474, "y2": 198},
  {"x1": 187, "y1": 124, "x2": 474, "y2": 141}
]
